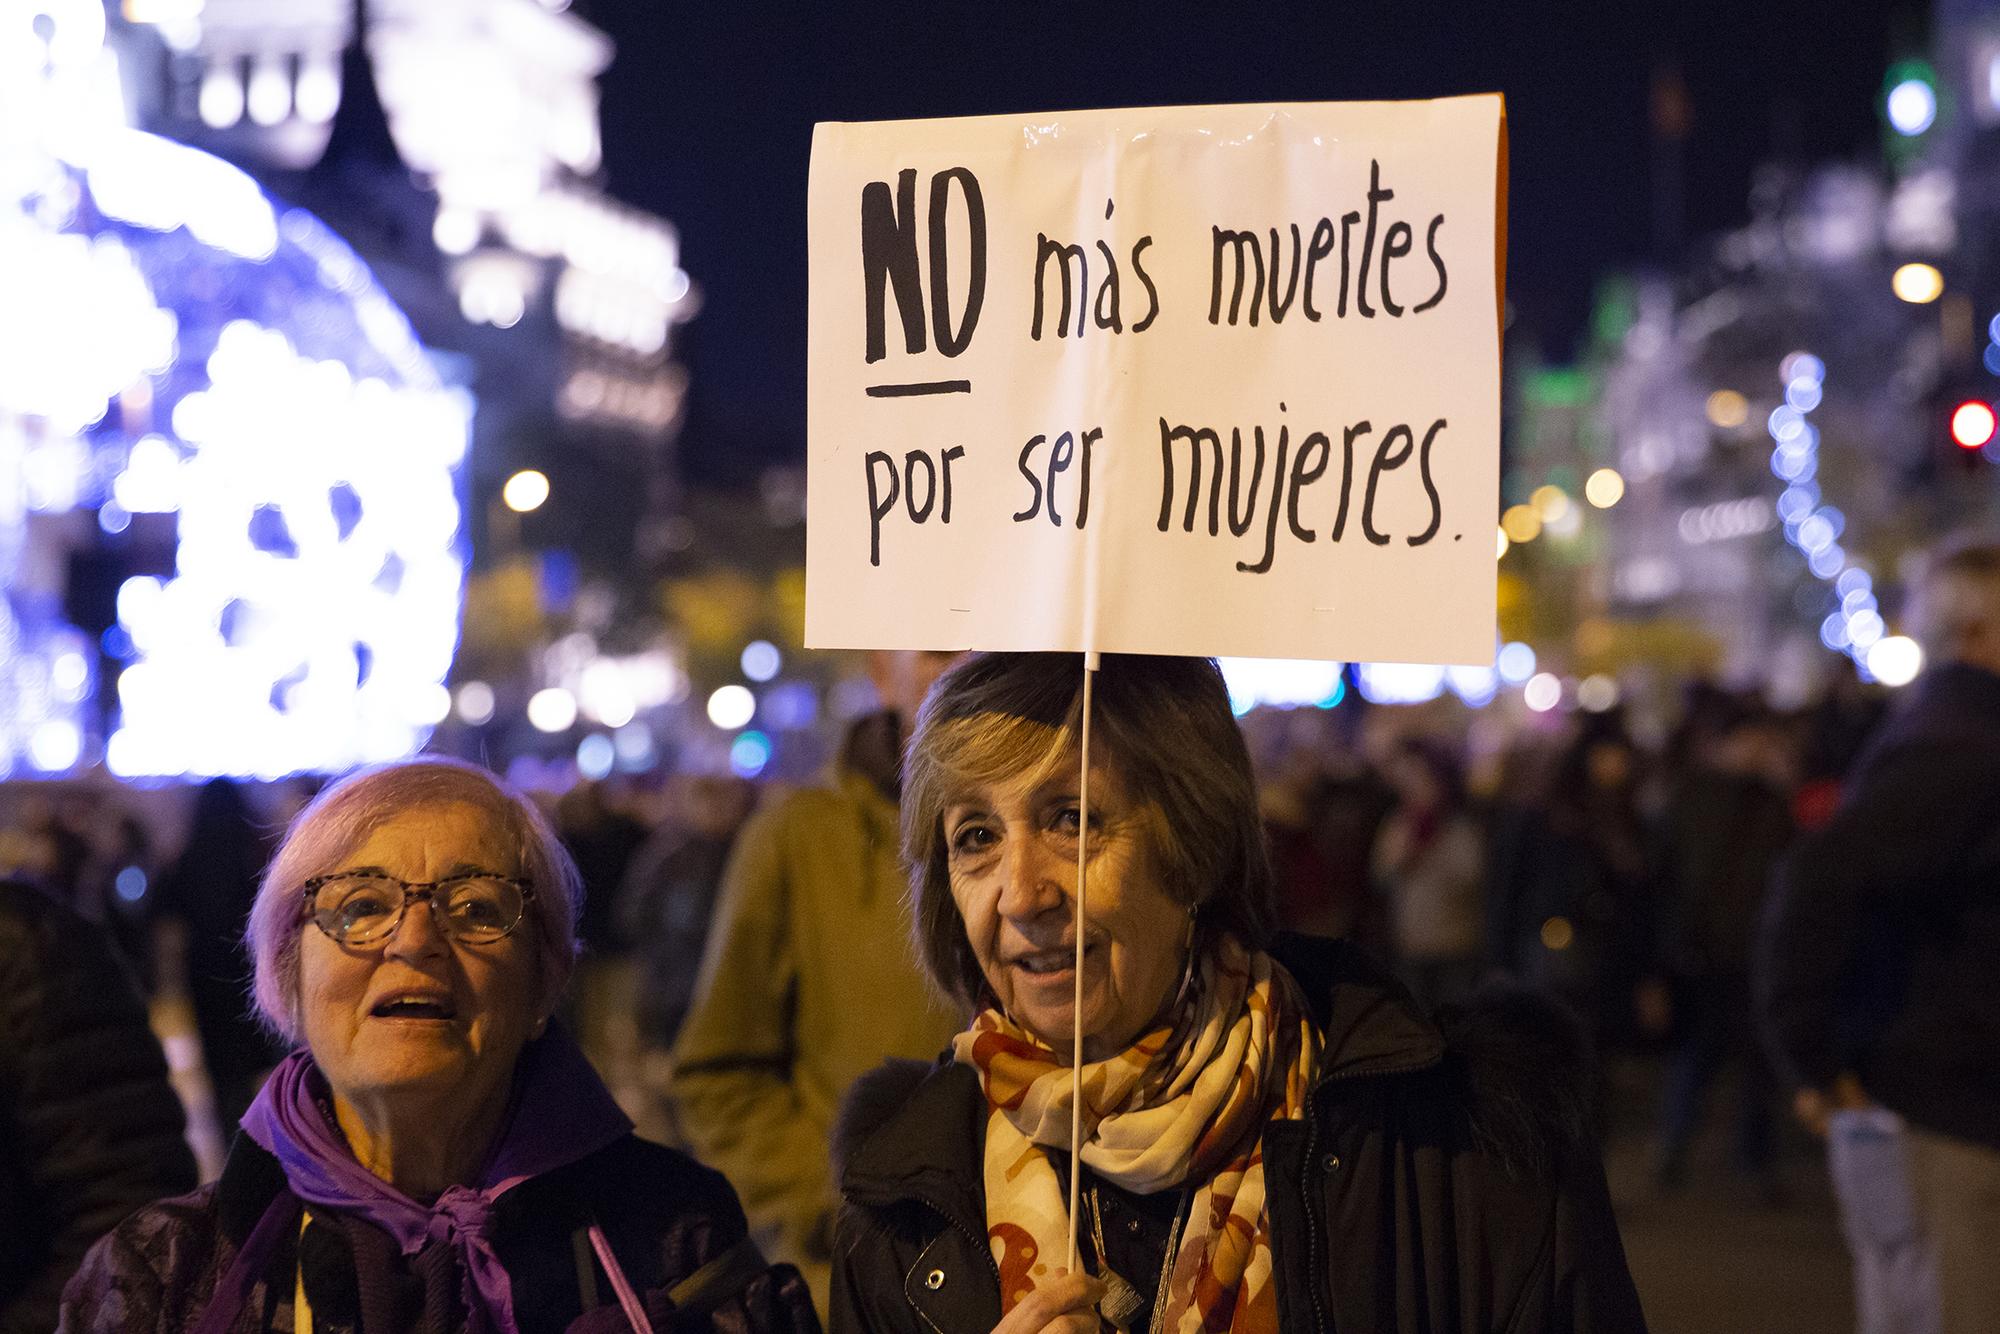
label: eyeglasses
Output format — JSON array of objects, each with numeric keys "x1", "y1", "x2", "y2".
[{"x1": 299, "y1": 872, "x2": 535, "y2": 947}]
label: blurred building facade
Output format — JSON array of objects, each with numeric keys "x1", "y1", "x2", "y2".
[{"x1": 1513, "y1": 0, "x2": 2000, "y2": 700}]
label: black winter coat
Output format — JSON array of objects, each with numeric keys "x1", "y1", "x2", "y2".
[
  {"x1": 59, "y1": 1133, "x2": 820, "y2": 1333},
  {"x1": 830, "y1": 937, "x2": 1646, "y2": 1333},
  {"x1": 1760, "y1": 661, "x2": 2000, "y2": 1148},
  {"x1": 0, "y1": 881, "x2": 196, "y2": 1334}
]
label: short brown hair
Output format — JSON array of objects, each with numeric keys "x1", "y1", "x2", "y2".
[{"x1": 901, "y1": 653, "x2": 1275, "y2": 1010}]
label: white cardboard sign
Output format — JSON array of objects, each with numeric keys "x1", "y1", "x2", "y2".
[{"x1": 807, "y1": 97, "x2": 1506, "y2": 664}]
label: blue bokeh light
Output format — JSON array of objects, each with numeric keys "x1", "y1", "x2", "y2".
[
  {"x1": 740, "y1": 640, "x2": 782, "y2": 683},
  {"x1": 576, "y1": 733, "x2": 615, "y2": 781},
  {"x1": 731, "y1": 730, "x2": 773, "y2": 778}
]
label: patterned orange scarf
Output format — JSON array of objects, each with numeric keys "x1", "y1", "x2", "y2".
[{"x1": 954, "y1": 936, "x2": 1319, "y2": 1333}]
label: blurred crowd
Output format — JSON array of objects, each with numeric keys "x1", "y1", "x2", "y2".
[
  {"x1": 0, "y1": 659, "x2": 1892, "y2": 1200},
  {"x1": 18, "y1": 589, "x2": 2000, "y2": 1334},
  {"x1": 1254, "y1": 668, "x2": 1886, "y2": 1192}
]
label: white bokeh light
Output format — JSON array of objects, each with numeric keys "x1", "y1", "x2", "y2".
[
  {"x1": 527, "y1": 687, "x2": 579, "y2": 733},
  {"x1": 1577, "y1": 674, "x2": 1620, "y2": 713},
  {"x1": 1524, "y1": 673, "x2": 1563, "y2": 713},
  {"x1": 707, "y1": 684, "x2": 755, "y2": 730},
  {"x1": 579, "y1": 658, "x2": 637, "y2": 728},
  {"x1": 1866, "y1": 636, "x2": 1924, "y2": 687},
  {"x1": 1887, "y1": 78, "x2": 1938, "y2": 136},
  {"x1": 1217, "y1": 658, "x2": 1344, "y2": 714},
  {"x1": 455, "y1": 680, "x2": 496, "y2": 725},
  {"x1": 1357, "y1": 662, "x2": 1447, "y2": 706},
  {"x1": 29, "y1": 719, "x2": 81, "y2": 771}
]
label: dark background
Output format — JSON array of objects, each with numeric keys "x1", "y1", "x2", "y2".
[{"x1": 589, "y1": 1, "x2": 1927, "y2": 485}]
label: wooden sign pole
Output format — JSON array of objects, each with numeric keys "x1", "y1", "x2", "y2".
[{"x1": 1066, "y1": 653, "x2": 1098, "y2": 1271}]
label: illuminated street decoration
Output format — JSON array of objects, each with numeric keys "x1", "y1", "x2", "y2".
[
  {"x1": 1218, "y1": 659, "x2": 1345, "y2": 714},
  {"x1": 1594, "y1": 161, "x2": 1970, "y2": 691},
  {"x1": 1761, "y1": 353, "x2": 1900, "y2": 684},
  {"x1": 3, "y1": 78, "x2": 469, "y2": 774},
  {"x1": 5, "y1": 1, "x2": 702, "y2": 776},
  {"x1": 127, "y1": 0, "x2": 696, "y2": 434},
  {"x1": 1211, "y1": 657, "x2": 1499, "y2": 713}
]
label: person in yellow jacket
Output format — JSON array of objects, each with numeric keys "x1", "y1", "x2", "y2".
[{"x1": 670, "y1": 651, "x2": 963, "y2": 1319}]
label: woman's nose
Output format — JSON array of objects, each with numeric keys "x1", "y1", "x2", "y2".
[
  {"x1": 381, "y1": 893, "x2": 450, "y2": 960},
  {"x1": 995, "y1": 837, "x2": 1064, "y2": 918}
]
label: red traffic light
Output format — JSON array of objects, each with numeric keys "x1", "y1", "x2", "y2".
[{"x1": 1951, "y1": 400, "x2": 1997, "y2": 449}]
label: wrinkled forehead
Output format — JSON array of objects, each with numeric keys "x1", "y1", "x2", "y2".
[{"x1": 308, "y1": 793, "x2": 525, "y2": 878}]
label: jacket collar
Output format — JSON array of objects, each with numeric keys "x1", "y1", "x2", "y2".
[
  {"x1": 840, "y1": 1059, "x2": 989, "y2": 1230},
  {"x1": 838, "y1": 934, "x2": 1444, "y2": 1219},
  {"x1": 1270, "y1": 933, "x2": 1446, "y2": 1085},
  {"x1": 215, "y1": 1135, "x2": 293, "y2": 1246}
]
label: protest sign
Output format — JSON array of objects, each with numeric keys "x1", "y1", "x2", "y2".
[{"x1": 807, "y1": 96, "x2": 1507, "y2": 665}]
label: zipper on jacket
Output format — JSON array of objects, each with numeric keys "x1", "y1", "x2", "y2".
[
  {"x1": 1296, "y1": 1056, "x2": 1436, "y2": 1333},
  {"x1": 1298, "y1": 1106, "x2": 1334, "y2": 1334}
]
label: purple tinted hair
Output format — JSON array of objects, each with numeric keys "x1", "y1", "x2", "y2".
[{"x1": 244, "y1": 757, "x2": 582, "y2": 1044}]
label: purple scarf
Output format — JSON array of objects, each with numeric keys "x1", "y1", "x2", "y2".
[{"x1": 229, "y1": 1023, "x2": 632, "y2": 1334}]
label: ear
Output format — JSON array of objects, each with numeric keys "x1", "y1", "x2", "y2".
[{"x1": 533, "y1": 960, "x2": 565, "y2": 1032}]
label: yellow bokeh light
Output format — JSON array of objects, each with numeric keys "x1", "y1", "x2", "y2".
[
  {"x1": 1540, "y1": 916, "x2": 1575, "y2": 951},
  {"x1": 1705, "y1": 389, "x2": 1749, "y2": 429},
  {"x1": 1892, "y1": 262, "x2": 1944, "y2": 304},
  {"x1": 502, "y1": 469, "x2": 550, "y2": 513},
  {"x1": 1495, "y1": 525, "x2": 1510, "y2": 560},
  {"x1": 1530, "y1": 484, "x2": 1570, "y2": 524},
  {"x1": 1501, "y1": 504, "x2": 1542, "y2": 543},
  {"x1": 1585, "y1": 467, "x2": 1625, "y2": 508}
]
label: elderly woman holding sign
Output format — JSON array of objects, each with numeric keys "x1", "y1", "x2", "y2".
[
  {"x1": 830, "y1": 654, "x2": 1644, "y2": 1334},
  {"x1": 62, "y1": 758, "x2": 817, "y2": 1334}
]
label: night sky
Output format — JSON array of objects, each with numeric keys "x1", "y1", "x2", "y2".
[{"x1": 590, "y1": 0, "x2": 1925, "y2": 487}]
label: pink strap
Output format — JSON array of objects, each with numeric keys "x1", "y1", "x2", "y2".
[{"x1": 587, "y1": 1224, "x2": 655, "y2": 1334}]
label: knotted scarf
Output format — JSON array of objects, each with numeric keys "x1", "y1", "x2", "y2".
[
  {"x1": 955, "y1": 936, "x2": 1319, "y2": 1333},
  {"x1": 211, "y1": 1022, "x2": 633, "y2": 1334}
]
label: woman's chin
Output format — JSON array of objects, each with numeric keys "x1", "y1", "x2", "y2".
[
  {"x1": 355, "y1": 1056, "x2": 466, "y2": 1091},
  {"x1": 1007, "y1": 995, "x2": 1132, "y2": 1060},
  {"x1": 339, "y1": 1037, "x2": 478, "y2": 1094},
  {"x1": 1018, "y1": 1018, "x2": 1073, "y2": 1053}
]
